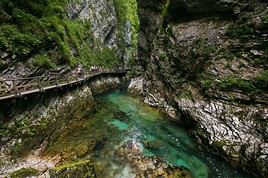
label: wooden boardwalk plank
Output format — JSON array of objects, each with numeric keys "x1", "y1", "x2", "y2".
[{"x1": 0, "y1": 70, "x2": 126, "y2": 101}]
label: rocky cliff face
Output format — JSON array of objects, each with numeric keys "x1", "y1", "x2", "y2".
[
  {"x1": 0, "y1": 0, "x2": 136, "y2": 176},
  {"x1": 130, "y1": 0, "x2": 268, "y2": 177},
  {"x1": 67, "y1": 0, "x2": 119, "y2": 50},
  {"x1": 0, "y1": 0, "x2": 138, "y2": 78},
  {"x1": 1, "y1": 0, "x2": 267, "y2": 177},
  {"x1": 0, "y1": 75, "x2": 125, "y2": 177}
]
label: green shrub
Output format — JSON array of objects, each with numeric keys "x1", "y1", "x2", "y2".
[
  {"x1": 201, "y1": 79, "x2": 213, "y2": 89},
  {"x1": 0, "y1": 24, "x2": 42, "y2": 58},
  {"x1": 219, "y1": 76, "x2": 256, "y2": 91},
  {"x1": 98, "y1": 48, "x2": 120, "y2": 68},
  {"x1": 161, "y1": 0, "x2": 171, "y2": 17},
  {"x1": 192, "y1": 38, "x2": 216, "y2": 57},
  {"x1": 113, "y1": 0, "x2": 139, "y2": 48},
  {"x1": 255, "y1": 70, "x2": 268, "y2": 90},
  {"x1": 9, "y1": 168, "x2": 38, "y2": 178},
  {"x1": 218, "y1": 76, "x2": 256, "y2": 92},
  {"x1": 0, "y1": 0, "x2": 122, "y2": 69},
  {"x1": 32, "y1": 54, "x2": 55, "y2": 69},
  {"x1": 226, "y1": 24, "x2": 255, "y2": 38}
]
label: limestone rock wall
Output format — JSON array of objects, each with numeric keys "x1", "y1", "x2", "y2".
[
  {"x1": 133, "y1": 0, "x2": 268, "y2": 177},
  {"x1": 0, "y1": 0, "x2": 136, "y2": 79},
  {"x1": 67, "y1": 0, "x2": 118, "y2": 50},
  {"x1": 0, "y1": 75, "x2": 124, "y2": 177}
]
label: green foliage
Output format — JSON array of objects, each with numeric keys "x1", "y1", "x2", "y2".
[
  {"x1": 201, "y1": 79, "x2": 213, "y2": 89},
  {"x1": 255, "y1": 70, "x2": 268, "y2": 90},
  {"x1": 9, "y1": 168, "x2": 38, "y2": 178},
  {"x1": 63, "y1": 19, "x2": 120, "y2": 68},
  {"x1": 77, "y1": 47, "x2": 120, "y2": 68},
  {"x1": 262, "y1": 16, "x2": 268, "y2": 29},
  {"x1": 252, "y1": 56, "x2": 267, "y2": 67},
  {"x1": 50, "y1": 160, "x2": 95, "y2": 178},
  {"x1": 201, "y1": 73, "x2": 268, "y2": 93},
  {"x1": 159, "y1": 51, "x2": 168, "y2": 60},
  {"x1": 192, "y1": 38, "x2": 216, "y2": 57},
  {"x1": 0, "y1": 24, "x2": 43, "y2": 58},
  {"x1": 32, "y1": 54, "x2": 56, "y2": 69},
  {"x1": 113, "y1": 0, "x2": 139, "y2": 48},
  {"x1": 53, "y1": 160, "x2": 91, "y2": 171},
  {"x1": 0, "y1": 59, "x2": 3, "y2": 68},
  {"x1": 218, "y1": 76, "x2": 256, "y2": 92},
  {"x1": 0, "y1": 0, "x2": 121, "y2": 68},
  {"x1": 0, "y1": 121, "x2": 10, "y2": 137},
  {"x1": 0, "y1": 0, "x2": 66, "y2": 61},
  {"x1": 226, "y1": 24, "x2": 255, "y2": 38},
  {"x1": 161, "y1": 0, "x2": 171, "y2": 17}
]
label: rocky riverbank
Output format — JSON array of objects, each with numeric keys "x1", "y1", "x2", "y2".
[
  {"x1": 129, "y1": 0, "x2": 268, "y2": 177},
  {"x1": 115, "y1": 141, "x2": 193, "y2": 178},
  {"x1": 0, "y1": 75, "x2": 124, "y2": 177}
]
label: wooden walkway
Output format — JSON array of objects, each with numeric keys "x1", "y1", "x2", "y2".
[{"x1": 0, "y1": 69, "x2": 126, "y2": 101}]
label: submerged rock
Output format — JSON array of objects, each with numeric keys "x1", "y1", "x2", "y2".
[
  {"x1": 116, "y1": 142, "x2": 193, "y2": 178},
  {"x1": 142, "y1": 139, "x2": 165, "y2": 151},
  {"x1": 49, "y1": 160, "x2": 96, "y2": 178},
  {"x1": 8, "y1": 168, "x2": 39, "y2": 178}
]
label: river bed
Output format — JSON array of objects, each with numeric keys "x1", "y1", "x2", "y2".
[
  {"x1": 1, "y1": 89, "x2": 252, "y2": 178},
  {"x1": 41, "y1": 89, "x2": 250, "y2": 178}
]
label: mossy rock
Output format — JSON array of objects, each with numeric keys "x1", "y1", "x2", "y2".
[
  {"x1": 142, "y1": 139, "x2": 165, "y2": 150},
  {"x1": 255, "y1": 70, "x2": 268, "y2": 90},
  {"x1": 212, "y1": 140, "x2": 228, "y2": 148},
  {"x1": 49, "y1": 160, "x2": 96, "y2": 178},
  {"x1": 0, "y1": 0, "x2": 123, "y2": 69},
  {"x1": 9, "y1": 168, "x2": 39, "y2": 178}
]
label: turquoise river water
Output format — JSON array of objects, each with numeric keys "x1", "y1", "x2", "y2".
[{"x1": 45, "y1": 89, "x2": 251, "y2": 178}]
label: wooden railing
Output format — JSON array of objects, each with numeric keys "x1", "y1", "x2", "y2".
[{"x1": 0, "y1": 69, "x2": 126, "y2": 101}]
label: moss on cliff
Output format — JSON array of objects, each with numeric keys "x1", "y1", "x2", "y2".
[
  {"x1": 218, "y1": 76, "x2": 256, "y2": 92},
  {"x1": 0, "y1": 0, "x2": 120, "y2": 69},
  {"x1": 49, "y1": 160, "x2": 96, "y2": 178},
  {"x1": 226, "y1": 24, "x2": 255, "y2": 39},
  {"x1": 9, "y1": 168, "x2": 39, "y2": 178},
  {"x1": 255, "y1": 70, "x2": 268, "y2": 90},
  {"x1": 201, "y1": 72, "x2": 268, "y2": 93},
  {"x1": 113, "y1": 0, "x2": 139, "y2": 48}
]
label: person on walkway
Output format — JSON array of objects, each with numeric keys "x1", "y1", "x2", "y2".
[{"x1": 75, "y1": 64, "x2": 83, "y2": 78}]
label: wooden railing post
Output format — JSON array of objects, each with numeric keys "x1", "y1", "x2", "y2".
[
  {"x1": 38, "y1": 77, "x2": 43, "y2": 91},
  {"x1": 75, "y1": 73, "x2": 78, "y2": 82},
  {"x1": 55, "y1": 75, "x2": 59, "y2": 87},
  {"x1": 0, "y1": 80, "x2": 3, "y2": 95},
  {"x1": 0, "y1": 68, "x2": 127, "y2": 101},
  {"x1": 67, "y1": 74, "x2": 70, "y2": 84},
  {"x1": 12, "y1": 79, "x2": 19, "y2": 97}
]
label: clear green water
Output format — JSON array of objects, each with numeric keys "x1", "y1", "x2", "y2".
[{"x1": 45, "y1": 89, "x2": 251, "y2": 178}]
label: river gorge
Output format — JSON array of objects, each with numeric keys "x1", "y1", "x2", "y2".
[
  {"x1": 0, "y1": 89, "x2": 252, "y2": 178},
  {"x1": 0, "y1": 0, "x2": 267, "y2": 177}
]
